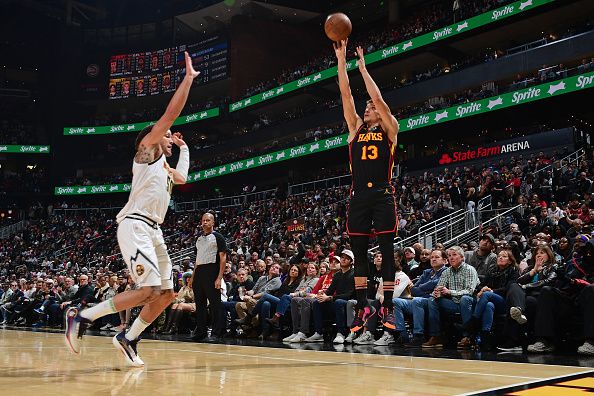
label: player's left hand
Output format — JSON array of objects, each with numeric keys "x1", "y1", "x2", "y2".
[
  {"x1": 355, "y1": 46, "x2": 366, "y2": 71},
  {"x1": 214, "y1": 276, "x2": 222, "y2": 290},
  {"x1": 172, "y1": 132, "x2": 186, "y2": 147}
]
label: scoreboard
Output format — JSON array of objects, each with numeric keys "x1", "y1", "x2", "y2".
[{"x1": 108, "y1": 36, "x2": 228, "y2": 99}]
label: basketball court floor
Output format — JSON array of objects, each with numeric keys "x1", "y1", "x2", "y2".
[{"x1": 1, "y1": 329, "x2": 593, "y2": 395}]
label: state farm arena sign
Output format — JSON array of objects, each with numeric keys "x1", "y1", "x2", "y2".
[
  {"x1": 405, "y1": 128, "x2": 575, "y2": 172},
  {"x1": 438, "y1": 141, "x2": 529, "y2": 165}
]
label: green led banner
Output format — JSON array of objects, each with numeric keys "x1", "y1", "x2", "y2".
[
  {"x1": 54, "y1": 71, "x2": 594, "y2": 195},
  {"x1": 0, "y1": 145, "x2": 50, "y2": 154},
  {"x1": 63, "y1": 107, "x2": 220, "y2": 136},
  {"x1": 229, "y1": 0, "x2": 555, "y2": 112}
]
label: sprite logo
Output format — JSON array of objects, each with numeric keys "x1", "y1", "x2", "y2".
[
  {"x1": 56, "y1": 187, "x2": 75, "y2": 194},
  {"x1": 185, "y1": 113, "x2": 199, "y2": 122}
]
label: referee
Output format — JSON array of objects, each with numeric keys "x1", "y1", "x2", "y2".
[{"x1": 191, "y1": 212, "x2": 227, "y2": 342}]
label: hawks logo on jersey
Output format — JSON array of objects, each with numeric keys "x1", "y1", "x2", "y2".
[{"x1": 357, "y1": 132, "x2": 384, "y2": 143}]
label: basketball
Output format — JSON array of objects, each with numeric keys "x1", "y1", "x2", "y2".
[{"x1": 324, "y1": 13, "x2": 352, "y2": 42}]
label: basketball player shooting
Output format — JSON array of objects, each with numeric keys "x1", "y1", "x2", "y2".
[
  {"x1": 65, "y1": 51, "x2": 200, "y2": 366},
  {"x1": 333, "y1": 39, "x2": 400, "y2": 333}
]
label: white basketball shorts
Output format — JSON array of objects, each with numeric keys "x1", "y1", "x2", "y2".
[{"x1": 117, "y1": 218, "x2": 173, "y2": 290}]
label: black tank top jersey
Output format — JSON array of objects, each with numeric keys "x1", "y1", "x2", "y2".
[{"x1": 349, "y1": 123, "x2": 395, "y2": 191}]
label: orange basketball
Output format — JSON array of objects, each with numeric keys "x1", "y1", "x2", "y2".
[{"x1": 324, "y1": 13, "x2": 352, "y2": 42}]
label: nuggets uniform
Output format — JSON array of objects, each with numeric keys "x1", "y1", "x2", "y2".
[
  {"x1": 116, "y1": 154, "x2": 175, "y2": 289},
  {"x1": 347, "y1": 123, "x2": 397, "y2": 236}
]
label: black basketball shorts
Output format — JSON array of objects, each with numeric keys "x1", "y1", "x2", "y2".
[{"x1": 346, "y1": 186, "x2": 397, "y2": 236}]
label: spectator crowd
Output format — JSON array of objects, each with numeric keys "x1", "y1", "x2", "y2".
[{"x1": 2, "y1": 148, "x2": 594, "y2": 355}]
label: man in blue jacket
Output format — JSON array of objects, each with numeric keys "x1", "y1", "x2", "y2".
[{"x1": 393, "y1": 249, "x2": 447, "y2": 346}]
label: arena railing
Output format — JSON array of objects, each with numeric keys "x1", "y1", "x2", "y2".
[
  {"x1": 175, "y1": 188, "x2": 277, "y2": 213},
  {"x1": 533, "y1": 148, "x2": 585, "y2": 177},
  {"x1": 443, "y1": 204, "x2": 522, "y2": 247},
  {"x1": 288, "y1": 174, "x2": 352, "y2": 196},
  {"x1": 0, "y1": 220, "x2": 29, "y2": 240}
]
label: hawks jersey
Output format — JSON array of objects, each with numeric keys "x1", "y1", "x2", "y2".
[
  {"x1": 116, "y1": 154, "x2": 174, "y2": 225},
  {"x1": 349, "y1": 123, "x2": 395, "y2": 191}
]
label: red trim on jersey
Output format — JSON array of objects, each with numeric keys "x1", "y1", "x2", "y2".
[{"x1": 387, "y1": 139, "x2": 395, "y2": 183}]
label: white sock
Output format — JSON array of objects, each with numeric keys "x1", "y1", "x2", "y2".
[
  {"x1": 126, "y1": 316, "x2": 150, "y2": 341},
  {"x1": 80, "y1": 300, "x2": 117, "y2": 322}
]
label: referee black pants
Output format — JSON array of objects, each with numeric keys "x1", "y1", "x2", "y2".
[{"x1": 193, "y1": 263, "x2": 225, "y2": 338}]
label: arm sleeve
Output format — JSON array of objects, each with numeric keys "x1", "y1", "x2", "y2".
[
  {"x1": 215, "y1": 232, "x2": 227, "y2": 253},
  {"x1": 175, "y1": 145, "x2": 190, "y2": 181}
]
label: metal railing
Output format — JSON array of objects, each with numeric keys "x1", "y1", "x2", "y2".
[
  {"x1": 52, "y1": 207, "x2": 123, "y2": 216},
  {"x1": 0, "y1": 220, "x2": 29, "y2": 239},
  {"x1": 175, "y1": 188, "x2": 276, "y2": 213},
  {"x1": 443, "y1": 205, "x2": 522, "y2": 248},
  {"x1": 533, "y1": 148, "x2": 585, "y2": 176},
  {"x1": 289, "y1": 174, "x2": 351, "y2": 196}
]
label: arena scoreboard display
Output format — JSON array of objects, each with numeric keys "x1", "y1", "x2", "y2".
[{"x1": 108, "y1": 36, "x2": 228, "y2": 99}]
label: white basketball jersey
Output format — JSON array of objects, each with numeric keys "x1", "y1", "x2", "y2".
[{"x1": 116, "y1": 154, "x2": 174, "y2": 225}]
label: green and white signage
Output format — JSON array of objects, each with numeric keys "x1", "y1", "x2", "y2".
[
  {"x1": 63, "y1": 107, "x2": 220, "y2": 136},
  {"x1": 0, "y1": 145, "x2": 50, "y2": 154},
  {"x1": 229, "y1": 0, "x2": 554, "y2": 112},
  {"x1": 54, "y1": 71, "x2": 594, "y2": 195}
]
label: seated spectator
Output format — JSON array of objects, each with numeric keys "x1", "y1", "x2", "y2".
[
  {"x1": 224, "y1": 268, "x2": 255, "y2": 336},
  {"x1": 304, "y1": 250, "x2": 355, "y2": 343},
  {"x1": 404, "y1": 247, "x2": 419, "y2": 273},
  {"x1": 266, "y1": 262, "x2": 319, "y2": 328},
  {"x1": 237, "y1": 264, "x2": 302, "y2": 339},
  {"x1": 498, "y1": 244, "x2": 558, "y2": 352},
  {"x1": 163, "y1": 272, "x2": 195, "y2": 334},
  {"x1": 464, "y1": 234, "x2": 497, "y2": 278},
  {"x1": 425, "y1": 246, "x2": 480, "y2": 349},
  {"x1": 286, "y1": 260, "x2": 337, "y2": 343},
  {"x1": 527, "y1": 239, "x2": 594, "y2": 355},
  {"x1": 396, "y1": 249, "x2": 447, "y2": 347},
  {"x1": 465, "y1": 249, "x2": 519, "y2": 350},
  {"x1": 234, "y1": 263, "x2": 282, "y2": 334},
  {"x1": 47, "y1": 275, "x2": 94, "y2": 327},
  {"x1": 409, "y1": 248, "x2": 432, "y2": 280}
]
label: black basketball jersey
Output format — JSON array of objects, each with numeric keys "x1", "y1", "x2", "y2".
[{"x1": 349, "y1": 123, "x2": 395, "y2": 191}]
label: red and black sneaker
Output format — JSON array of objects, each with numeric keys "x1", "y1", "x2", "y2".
[
  {"x1": 350, "y1": 305, "x2": 376, "y2": 333},
  {"x1": 380, "y1": 306, "x2": 397, "y2": 331}
]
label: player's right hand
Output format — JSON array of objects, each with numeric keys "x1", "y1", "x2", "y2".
[
  {"x1": 333, "y1": 39, "x2": 348, "y2": 61},
  {"x1": 172, "y1": 132, "x2": 186, "y2": 147},
  {"x1": 184, "y1": 51, "x2": 200, "y2": 79}
]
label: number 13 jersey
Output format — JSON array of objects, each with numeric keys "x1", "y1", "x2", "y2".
[{"x1": 349, "y1": 123, "x2": 395, "y2": 191}]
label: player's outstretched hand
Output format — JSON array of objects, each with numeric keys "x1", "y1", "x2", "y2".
[
  {"x1": 172, "y1": 132, "x2": 186, "y2": 147},
  {"x1": 333, "y1": 39, "x2": 348, "y2": 62},
  {"x1": 355, "y1": 46, "x2": 366, "y2": 72},
  {"x1": 184, "y1": 51, "x2": 200, "y2": 79}
]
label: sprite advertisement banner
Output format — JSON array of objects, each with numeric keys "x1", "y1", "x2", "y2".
[
  {"x1": 63, "y1": 107, "x2": 220, "y2": 136},
  {"x1": 0, "y1": 145, "x2": 50, "y2": 154},
  {"x1": 228, "y1": 0, "x2": 555, "y2": 112},
  {"x1": 54, "y1": 71, "x2": 594, "y2": 195}
]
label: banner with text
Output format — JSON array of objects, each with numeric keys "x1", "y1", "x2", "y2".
[
  {"x1": 63, "y1": 107, "x2": 220, "y2": 136},
  {"x1": 228, "y1": 0, "x2": 555, "y2": 112},
  {"x1": 54, "y1": 71, "x2": 594, "y2": 195},
  {"x1": 0, "y1": 145, "x2": 51, "y2": 154}
]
